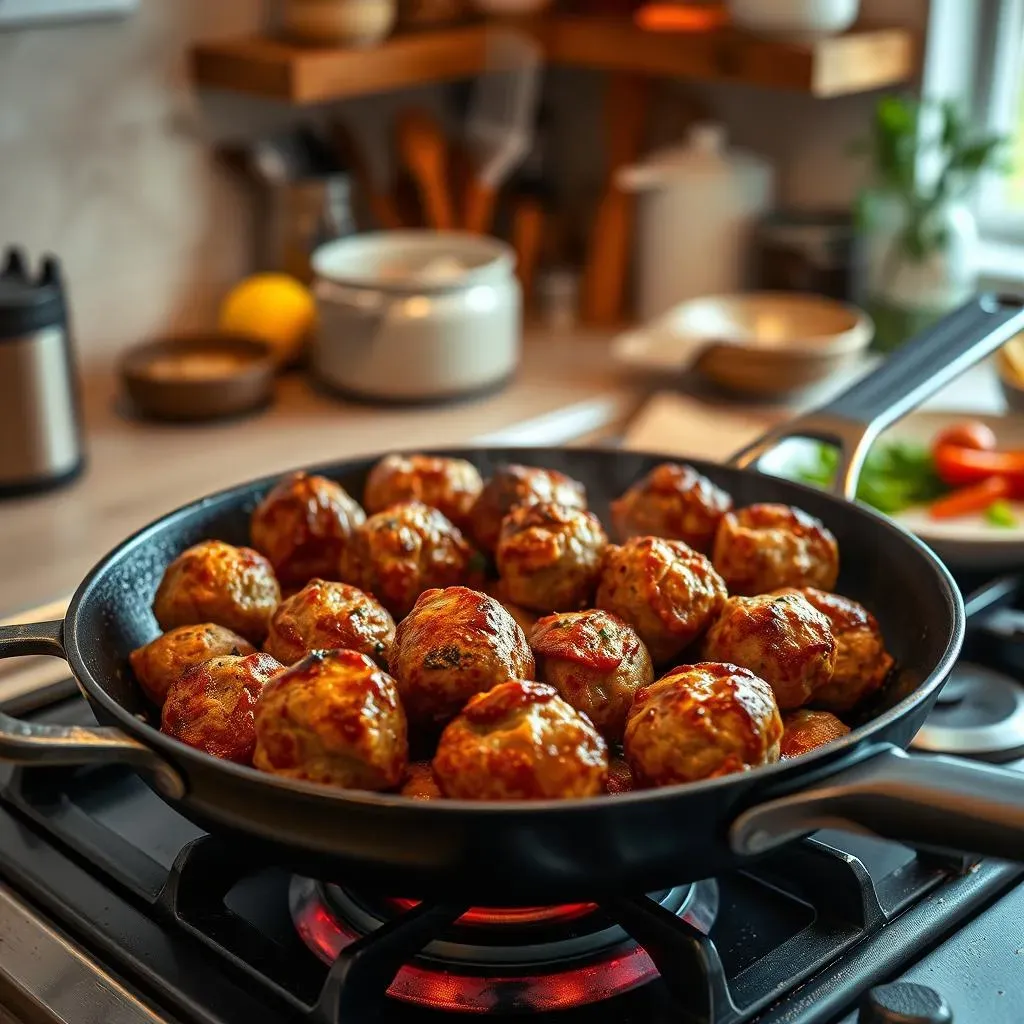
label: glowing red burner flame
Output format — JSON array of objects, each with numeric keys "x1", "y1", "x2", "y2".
[
  {"x1": 389, "y1": 898, "x2": 597, "y2": 927},
  {"x1": 294, "y1": 886, "x2": 661, "y2": 1013}
]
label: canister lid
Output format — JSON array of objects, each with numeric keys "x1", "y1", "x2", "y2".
[{"x1": 0, "y1": 248, "x2": 65, "y2": 340}]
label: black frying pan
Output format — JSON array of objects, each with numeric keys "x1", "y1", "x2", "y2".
[{"x1": 2, "y1": 297, "x2": 1024, "y2": 905}]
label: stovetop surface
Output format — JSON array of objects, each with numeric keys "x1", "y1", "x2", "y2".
[{"x1": 2, "y1": 576, "x2": 1024, "y2": 1024}]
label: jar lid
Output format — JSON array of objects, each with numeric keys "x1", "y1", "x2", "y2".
[{"x1": 0, "y1": 248, "x2": 65, "y2": 340}]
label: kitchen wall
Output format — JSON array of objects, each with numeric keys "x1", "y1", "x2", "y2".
[
  {"x1": 0, "y1": 1, "x2": 266, "y2": 366},
  {"x1": 0, "y1": 0, "x2": 928, "y2": 369}
]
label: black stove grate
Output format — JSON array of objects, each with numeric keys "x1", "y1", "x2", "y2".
[
  {"x1": 0, "y1": 574, "x2": 1023, "y2": 1023},
  {"x1": 0, "y1": 739, "x2": 986, "y2": 1024}
]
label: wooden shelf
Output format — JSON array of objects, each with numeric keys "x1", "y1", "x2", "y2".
[{"x1": 191, "y1": 17, "x2": 916, "y2": 105}]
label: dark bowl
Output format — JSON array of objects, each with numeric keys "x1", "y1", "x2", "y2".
[{"x1": 120, "y1": 334, "x2": 276, "y2": 423}]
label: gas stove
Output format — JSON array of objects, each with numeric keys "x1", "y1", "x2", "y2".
[{"x1": 1, "y1": 576, "x2": 1024, "y2": 1024}]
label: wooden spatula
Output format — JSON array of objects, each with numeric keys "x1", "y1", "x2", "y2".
[
  {"x1": 396, "y1": 109, "x2": 456, "y2": 231},
  {"x1": 462, "y1": 28, "x2": 542, "y2": 234},
  {"x1": 581, "y1": 73, "x2": 652, "y2": 326}
]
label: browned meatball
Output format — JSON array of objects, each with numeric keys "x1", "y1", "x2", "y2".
[
  {"x1": 253, "y1": 650, "x2": 408, "y2": 790},
  {"x1": 470, "y1": 464, "x2": 587, "y2": 554},
  {"x1": 400, "y1": 761, "x2": 444, "y2": 800},
  {"x1": 496, "y1": 502, "x2": 607, "y2": 612},
  {"x1": 713, "y1": 503, "x2": 839, "y2": 596},
  {"x1": 432, "y1": 680, "x2": 608, "y2": 800},
  {"x1": 702, "y1": 592, "x2": 836, "y2": 710},
  {"x1": 596, "y1": 537, "x2": 727, "y2": 664},
  {"x1": 263, "y1": 579, "x2": 395, "y2": 669},
  {"x1": 250, "y1": 472, "x2": 366, "y2": 591},
  {"x1": 153, "y1": 540, "x2": 281, "y2": 644},
  {"x1": 363, "y1": 454, "x2": 483, "y2": 529},
  {"x1": 390, "y1": 587, "x2": 535, "y2": 728},
  {"x1": 776, "y1": 588, "x2": 894, "y2": 713},
  {"x1": 530, "y1": 609, "x2": 653, "y2": 741},
  {"x1": 338, "y1": 501, "x2": 483, "y2": 618},
  {"x1": 624, "y1": 662, "x2": 782, "y2": 786},
  {"x1": 130, "y1": 624, "x2": 256, "y2": 706},
  {"x1": 606, "y1": 757, "x2": 635, "y2": 795},
  {"x1": 161, "y1": 652, "x2": 282, "y2": 764},
  {"x1": 611, "y1": 463, "x2": 732, "y2": 552},
  {"x1": 780, "y1": 709, "x2": 850, "y2": 759}
]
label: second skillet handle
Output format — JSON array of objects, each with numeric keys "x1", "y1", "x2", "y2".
[
  {"x1": 731, "y1": 295, "x2": 1024, "y2": 499},
  {"x1": 0, "y1": 620, "x2": 184, "y2": 799},
  {"x1": 730, "y1": 745, "x2": 1024, "y2": 861}
]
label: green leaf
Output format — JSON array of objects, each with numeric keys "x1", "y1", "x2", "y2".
[
  {"x1": 985, "y1": 500, "x2": 1018, "y2": 528},
  {"x1": 952, "y1": 137, "x2": 1007, "y2": 173},
  {"x1": 790, "y1": 440, "x2": 948, "y2": 514},
  {"x1": 940, "y1": 99, "x2": 965, "y2": 151}
]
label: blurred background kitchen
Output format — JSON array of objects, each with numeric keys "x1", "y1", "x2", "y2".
[{"x1": 3, "y1": 0, "x2": 1024, "y2": 609}]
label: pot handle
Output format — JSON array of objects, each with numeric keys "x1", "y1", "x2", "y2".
[
  {"x1": 730, "y1": 295, "x2": 1024, "y2": 498},
  {"x1": 730, "y1": 746, "x2": 1024, "y2": 861},
  {"x1": 0, "y1": 621, "x2": 185, "y2": 799}
]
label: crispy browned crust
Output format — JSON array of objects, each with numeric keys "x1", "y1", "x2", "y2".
[
  {"x1": 153, "y1": 540, "x2": 281, "y2": 644},
  {"x1": 432, "y1": 680, "x2": 608, "y2": 800},
  {"x1": 624, "y1": 662, "x2": 782, "y2": 786},
  {"x1": 253, "y1": 649, "x2": 408, "y2": 790},
  {"x1": 712, "y1": 503, "x2": 839, "y2": 596}
]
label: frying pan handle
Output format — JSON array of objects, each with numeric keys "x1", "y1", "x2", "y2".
[
  {"x1": 730, "y1": 746, "x2": 1024, "y2": 861},
  {"x1": 0, "y1": 620, "x2": 185, "y2": 799},
  {"x1": 730, "y1": 295, "x2": 1024, "y2": 499}
]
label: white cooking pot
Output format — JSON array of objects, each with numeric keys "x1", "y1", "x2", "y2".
[{"x1": 310, "y1": 232, "x2": 522, "y2": 404}]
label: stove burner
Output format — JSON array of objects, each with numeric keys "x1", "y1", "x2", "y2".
[
  {"x1": 290, "y1": 878, "x2": 719, "y2": 1013},
  {"x1": 913, "y1": 661, "x2": 1024, "y2": 761}
]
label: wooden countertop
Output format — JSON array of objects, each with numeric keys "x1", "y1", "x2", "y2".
[{"x1": 0, "y1": 332, "x2": 640, "y2": 618}]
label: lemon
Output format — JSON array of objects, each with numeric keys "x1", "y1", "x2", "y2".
[{"x1": 219, "y1": 274, "x2": 316, "y2": 367}]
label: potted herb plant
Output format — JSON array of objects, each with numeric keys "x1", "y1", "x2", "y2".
[{"x1": 855, "y1": 95, "x2": 1008, "y2": 352}]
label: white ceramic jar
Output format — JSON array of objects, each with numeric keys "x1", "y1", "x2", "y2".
[
  {"x1": 618, "y1": 123, "x2": 774, "y2": 323},
  {"x1": 726, "y1": 0, "x2": 860, "y2": 38},
  {"x1": 310, "y1": 232, "x2": 522, "y2": 404}
]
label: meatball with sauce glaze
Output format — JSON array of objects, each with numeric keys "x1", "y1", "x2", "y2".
[
  {"x1": 611, "y1": 463, "x2": 732, "y2": 552},
  {"x1": 363, "y1": 454, "x2": 483, "y2": 530},
  {"x1": 263, "y1": 579, "x2": 395, "y2": 669},
  {"x1": 713, "y1": 504, "x2": 839, "y2": 596},
  {"x1": 338, "y1": 501, "x2": 483, "y2": 618},
  {"x1": 702, "y1": 592, "x2": 836, "y2": 710},
  {"x1": 496, "y1": 502, "x2": 608, "y2": 612},
  {"x1": 780, "y1": 709, "x2": 851, "y2": 759},
  {"x1": 530, "y1": 609, "x2": 653, "y2": 742},
  {"x1": 470, "y1": 464, "x2": 587, "y2": 554},
  {"x1": 131, "y1": 623, "x2": 255, "y2": 706},
  {"x1": 400, "y1": 761, "x2": 444, "y2": 800},
  {"x1": 161, "y1": 652, "x2": 282, "y2": 764},
  {"x1": 250, "y1": 472, "x2": 366, "y2": 591},
  {"x1": 153, "y1": 540, "x2": 281, "y2": 644},
  {"x1": 390, "y1": 587, "x2": 535, "y2": 728},
  {"x1": 596, "y1": 536, "x2": 727, "y2": 664},
  {"x1": 775, "y1": 588, "x2": 894, "y2": 713},
  {"x1": 624, "y1": 663, "x2": 783, "y2": 786},
  {"x1": 432, "y1": 680, "x2": 608, "y2": 800},
  {"x1": 253, "y1": 649, "x2": 408, "y2": 791}
]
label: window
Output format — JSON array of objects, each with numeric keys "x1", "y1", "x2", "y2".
[{"x1": 972, "y1": 0, "x2": 1024, "y2": 239}]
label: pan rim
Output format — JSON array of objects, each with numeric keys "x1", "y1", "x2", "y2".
[{"x1": 63, "y1": 444, "x2": 966, "y2": 814}]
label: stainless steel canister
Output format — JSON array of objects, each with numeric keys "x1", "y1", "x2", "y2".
[{"x1": 0, "y1": 248, "x2": 84, "y2": 496}]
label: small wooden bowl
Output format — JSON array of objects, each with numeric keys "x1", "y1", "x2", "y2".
[
  {"x1": 686, "y1": 293, "x2": 873, "y2": 398},
  {"x1": 120, "y1": 334, "x2": 276, "y2": 423}
]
